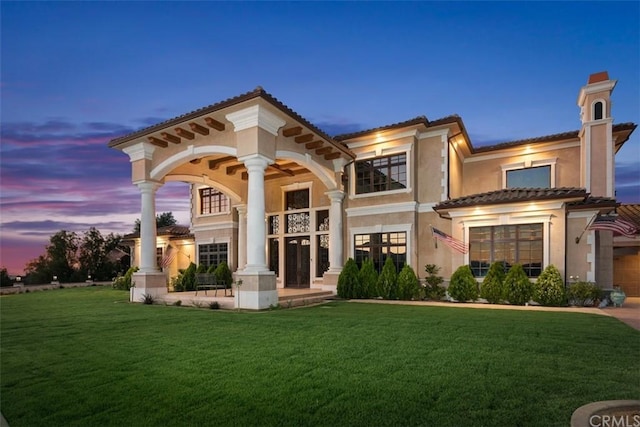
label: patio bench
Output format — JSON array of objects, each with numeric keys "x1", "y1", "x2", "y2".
[{"x1": 195, "y1": 273, "x2": 228, "y2": 296}]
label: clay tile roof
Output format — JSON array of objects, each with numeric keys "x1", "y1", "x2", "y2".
[
  {"x1": 472, "y1": 123, "x2": 636, "y2": 154},
  {"x1": 333, "y1": 116, "x2": 429, "y2": 141},
  {"x1": 588, "y1": 71, "x2": 609, "y2": 84},
  {"x1": 123, "y1": 225, "x2": 191, "y2": 240},
  {"x1": 434, "y1": 187, "x2": 588, "y2": 211},
  {"x1": 108, "y1": 87, "x2": 353, "y2": 157},
  {"x1": 566, "y1": 196, "x2": 618, "y2": 210},
  {"x1": 617, "y1": 204, "x2": 640, "y2": 231}
]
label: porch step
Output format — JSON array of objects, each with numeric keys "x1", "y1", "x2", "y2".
[{"x1": 277, "y1": 290, "x2": 334, "y2": 307}]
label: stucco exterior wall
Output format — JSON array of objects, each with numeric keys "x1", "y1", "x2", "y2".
[{"x1": 614, "y1": 253, "x2": 640, "y2": 296}]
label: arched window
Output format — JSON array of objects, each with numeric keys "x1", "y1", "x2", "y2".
[{"x1": 594, "y1": 101, "x2": 603, "y2": 120}]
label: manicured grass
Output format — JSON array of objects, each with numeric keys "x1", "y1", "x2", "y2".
[{"x1": 1, "y1": 287, "x2": 638, "y2": 426}]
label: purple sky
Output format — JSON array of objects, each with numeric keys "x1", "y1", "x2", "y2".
[{"x1": 1, "y1": 1, "x2": 638, "y2": 275}]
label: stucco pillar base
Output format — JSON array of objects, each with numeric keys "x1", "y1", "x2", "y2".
[
  {"x1": 130, "y1": 272, "x2": 168, "y2": 303},
  {"x1": 234, "y1": 271, "x2": 277, "y2": 310},
  {"x1": 322, "y1": 270, "x2": 341, "y2": 293}
]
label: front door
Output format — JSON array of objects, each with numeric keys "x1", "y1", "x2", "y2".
[{"x1": 285, "y1": 236, "x2": 310, "y2": 288}]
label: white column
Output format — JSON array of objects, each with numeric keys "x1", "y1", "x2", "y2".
[
  {"x1": 236, "y1": 204, "x2": 247, "y2": 271},
  {"x1": 242, "y1": 155, "x2": 271, "y2": 272},
  {"x1": 326, "y1": 189, "x2": 345, "y2": 272},
  {"x1": 138, "y1": 181, "x2": 161, "y2": 273}
]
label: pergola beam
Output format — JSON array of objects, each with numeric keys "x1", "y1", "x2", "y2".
[
  {"x1": 204, "y1": 117, "x2": 225, "y2": 131},
  {"x1": 189, "y1": 122, "x2": 210, "y2": 135},
  {"x1": 208, "y1": 156, "x2": 236, "y2": 170},
  {"x1": 161, "y1": 132, "x2": 181, "y2": 144},
  {"x1": 282, "y1": 126, "x2": 303, "y2": 137},
  {"x1": 175, "y1": 127, "x2": 195, "y2": 140}
]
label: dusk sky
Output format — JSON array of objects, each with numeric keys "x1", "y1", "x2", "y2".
[{"x1": 1, "y1": 1, "x2": 639, "y2": 275}]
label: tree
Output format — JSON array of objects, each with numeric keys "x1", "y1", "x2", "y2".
[
  {"x1": 133, "y1": 212, "x2": 178, "y2": 233},
  {"x1": 377, "y1": 258, "x2": 398, "y2": 300},
  {"x1": 78, "y1": 228, "x2": 124, "y2": 281},
  {"x1": 448, "y1": 265, "x2": 479, "y2": 302},
  {"x1": 504, "y1": 264, "x2": 533, "y2": 305},
  {"x1": 533, "y1": 265, "x2": 566, "y2": 306},
  {"x1": 25, "y1": 230, "x2": 80, "y2": 284},
  {"x1": 1, "y1": 268, "x2": 12, "y2": 287},
  {"x1": 358, "y1": 258, "x2": 378, "y2": 298},
  {"x1": 397, "y1": 264, "x2": 420, "y2": 300},
  {"x1": 337, "y1": 258, "x2": 360, "y2": 299},
  {"x1": 480, "y1": 261, "x2": 506, "y2": 304}
]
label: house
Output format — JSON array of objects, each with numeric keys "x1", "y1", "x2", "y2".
[{"x1": 109, "y1": 72, "x2": 638, "y2": 308}]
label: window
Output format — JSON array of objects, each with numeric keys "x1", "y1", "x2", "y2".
[
  {"x1": 506, "y1": 166, "x2": 551, "y2": 189},
  {"x1": 285, "y1": 189, "x2": 309, "y2": 210},
  {"x1": 469, "y1": 224, "x2": 543, "y2": 278},
  {"x1": 199, "y1": 188, "x2": 229, "y2": 215},
  {"x1": 594, "y1": 101, "x2": 603, "y2": 120},
  {"x1": 354, "y1": 232, "x2": 406, "y2": 273},
  {"x1": 269, "y1": 239, "x2": 279, "y2": 275},
  {"x1": 317, "y1": 234, "x2": 329, "y2": 276},
  {"x1": 198, "y1": 243, "x2": 228, "y2": 268},
  {"x1": 355, "y1": 153, "x2": 407, "y2": 194}
]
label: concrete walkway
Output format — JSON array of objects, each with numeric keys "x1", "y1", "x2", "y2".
[{"x1": 352, "y1": 297, "x2": 640, "y2": 331}]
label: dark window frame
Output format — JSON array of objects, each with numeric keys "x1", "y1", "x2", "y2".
[
  {"x1": 353, "y1": 231, "x2": 407, "y2": 273},
  {"x1": 199, "y1": 187, "x2": 229, "y2": 215},
  {"x1": 198, "y1": 243, "x2": 228, "y2": 268},
  {"x1": 469, "y1": 224, "x2": 543, "y2": 278},
  {"x1": 355, "y1": 153, "x2": 407, "y2": 194}
]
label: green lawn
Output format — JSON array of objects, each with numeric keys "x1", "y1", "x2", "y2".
[{"x1": 1, "y1": 287, "x2": 638, "y2": 427}]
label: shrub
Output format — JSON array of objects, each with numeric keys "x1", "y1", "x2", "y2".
[
  {"x1": 567, "y1": 281, "x2": 601, "y2": 307},
  {"x1": 173, "y1": 300, "x2": 182, "y2": 307},
  {"x1": 196, "y1": 264, "x2": 207, "y2": 274},
  {"x1": 504, "y1": 264, "x2": 533, "y2": 305},
  {"x1": 397, "y1": 264, "x2": 420, "y2": 300},
  {"x1": 206, "y1": 264, "x2": 217, "y2": 274},
  {"x1": 337, "y1": 258, "x2": 360, "y2": 299},
  {"x1": 358, "y1": 259, "x2": 378, "y2": 298},
  {"x1": 448, "y1": 265, "x2": 479, "y2": 302},
  {"x1": 209, "y1": 301, "x2": 220, "y2": 310},
  {"x1": 112, "y1": 266, "x2": 139, "y2": 290},
  {"x1": 141, "y1": 293, "x2": 154, "y2": 305},
  {"x1": 181, "y1": 263, "x2": 197, "y2": 291},
  {"x1": 377, "y1": 258, "x2": 398, "y2": 300},
  {"x1": 533, "y1": 265, "x2": 566, "y2": 306},
  {"x1": 423, "y1": 264, "x2": 445, "y2": 301},
  {"x1": 480, "y1": 262, "x2": 506, "y2": 304},
  {"x1": 214, "y1": 262, "x2": 233, "y2": 289}
]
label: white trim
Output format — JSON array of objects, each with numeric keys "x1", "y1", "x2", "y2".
[
  {"x1": 441, "y1": 133, "x2": 448, "y2": 201},
  {"x1": 225, "y1": 104, "x2": 286, "y2": 136},
  {"x1": 446, "y1": 200, "x2": 566, "y2": 218},
  {"x1": 464, "y1": 141, "x2": 579, "y2": 163},
  {"x1": 275, "y1": 150, "x2": 337, "y2": 189},
  {"x1": 346, "y1": 201, "x2": 417, "y2": 217},
  {"x1": 349, "y1": 223, "x2": 413, "y2": 268},
  {"x1": 586, "y1": 232, "x2": 595, "y2": 282},
  {"x1": 151, "y1": 144, "x2": 237, "y2": 181},
  {"x1": 165, "y1": 174, "x2": 242, "y2": 204},
  {"x1": 591, "y1": 98, "x2": 607, "y2": 120},
  {"x1": 577, "y1": 79, "x2": 616, "y2": 106},
  {"x1": 417, "y1": 202, "x2": 437, "y2": 213},
  {"x1": 345, "y1": 130, "x2": 418, "y2": 149},
  {"x1": 281, "y1": 181, "x2": 313, "y2": 210},
  {"x1": 191, "y1": 222, "x2": 237, "y2": 233},
  {"x1": 501, "y1": 157, "x2": 557, "y2": 188}
]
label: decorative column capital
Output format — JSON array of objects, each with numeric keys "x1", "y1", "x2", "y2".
[
  {"x1": 123, "y1": 142, "x2": 156, "y2": 162},
  {"x1": 326, "y1": 189, "x2": 345, "y2": 202},
  {"x1": 136, "y1": 180, "x2": 162, "y2": 193},
  {"x1": 238, "y1": 153, "x2": 273, "y2": 171},
  {"x1": 225, "y1": 105, "x2": 286, "y2": 136},
  {"x1": 235, "y1": 204, "x2": 247, "y2": 215}
]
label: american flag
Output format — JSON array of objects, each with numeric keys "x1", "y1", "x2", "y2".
[
  {"x1": 589, "y1": 215, "x2": 638, "y2": 238},
  {"x1": 431, "y1": 226, "x2": 469, "y2": 254},
  {"x1": 160, "y1": 246, "x2": 176, "y2": 268}
]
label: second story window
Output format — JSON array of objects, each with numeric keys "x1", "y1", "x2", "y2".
[
  {"x1": 506, "y1": 165, "x2": 551, "y2": 189},
  {"x1": 355, "y1": 153, "x2": 407, "y2": 194},
  {"x1": 199, "y1": 187, "x2": 229, "y2": 215}
]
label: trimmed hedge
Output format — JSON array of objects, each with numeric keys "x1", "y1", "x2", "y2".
[{"x1": 448, "y1": 265, "x2": 478, "y2": 302}]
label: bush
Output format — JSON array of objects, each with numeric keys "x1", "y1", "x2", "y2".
[
  {"x1": 337, "y1": 258, "x2": 360, "y2": 299},
  {"x1": 504, "y1": 264, "x2": 533, "y2": 305},
  {"x1": 209, "y1": 301, "x2": 220, "y2": 310},
  {"x1": 397, "y1": 264, "x2": 420, "y2": 300},
  {"x1": 480, "y1": 262, "x2": 506, "y2": 304},
  {"x1": 377, "y1": 258, "x2": 398, "y2": 300},
  {"x1": 567, "y1": 281, "x2": 601, "y2": 307},
  {"x1": 358, "y1": 259, "x2": 378, "y2": 298},
  {"x1": 206, "y1": 264, "x2": 217, "y2": 274},
  {"x1": 448, "y1": 265, "x2": 479, "y2": 302},
  {"x1": 423, "y1": 264, "x2": 445, "y2": 301},
  {"x1": 112, "y1": 266, "x2": 139, "y2": 290},
  {"x1": 533, "y1": 265, "x2": 566, "y2": 306},
  {"x1": 214, "y1": 262, "x2": 233, "y2": 289},
  {"x1": 141, "y1": 293, "x2": 154, "y2": 305},
  {"x1": 196, "y1": 264, "x2": 207, "y2": 274}
]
